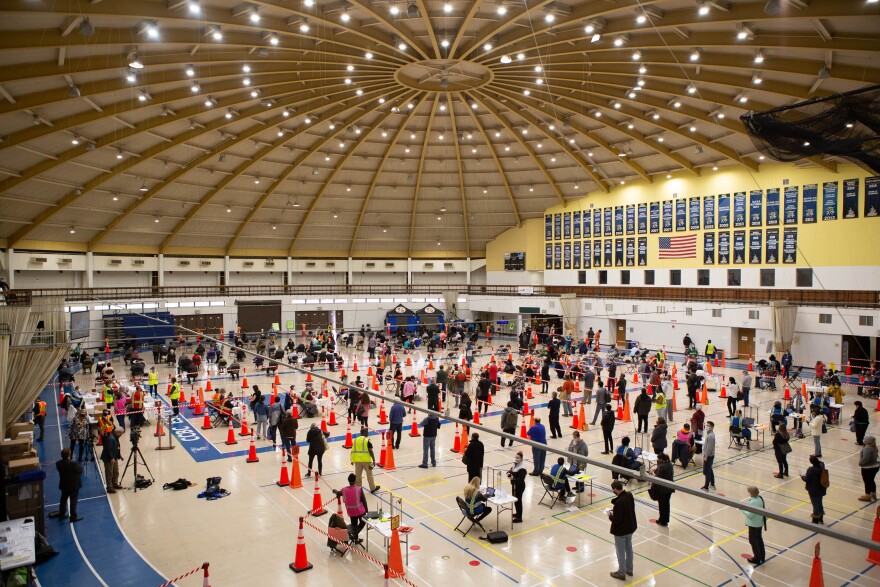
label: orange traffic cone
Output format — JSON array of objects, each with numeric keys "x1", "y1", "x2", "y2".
[
  {"x1": 241, "y1": 369, "x2": 249, "y2": 389},
  {"x1": 384, "y1": 437, "x2": 396, "y2": 471},
  {"x1": 246, "y1": 436, "x2": 259, "y2": 463},
  {"x1": 701, "y1": 382, "x2": 709, "y2": 405},
  {"x1": 578, "y1": 403, "x2": 588, "y2": 431},
  {"x1": 622, "y1": 394, "x2": 632, "y2": 423},
  {"x1": 472, "y1": 409, "x2": 481, "y2": 426},
  {"x1": 570, "y1": 403, "x2": 580, "y2": 429},
  {"x1": 367, "y1": 365, "x2": 374, "y2": 376},
  {"x1": 201, "y1": 410, "x2": 212, "y2": 430},
  {"x1": 452, "y1": 424, "x2": 462, "y2": 452},
  {"x1": 520, "y1": 416, "x2": 528, "y2": 439},
  {"x1": 720, "y1": 385, "x2": 728, "y2": 399},
  {"x1": 306, "y1": 371, "x2": 313, "y2": 383},
  {"x1": 420, "y1": 370, "x2": 428, "y2": 385},
  {"x1": 378, "y1": 432, "x2": 387, "y2": 468},
  {"x1": 290, "y1": 449, "x2": 303, "y2": 489},
  {"x1": 810, "y1": 543, "x2": 825, "y2": 587},
  {"x1": 58, "y1": 387, "x2": 66, "y2": 406},
  {"x1": 408, "y1": 413, "x2": 420, "y2": 437},
  {"x1": 352, "y1": 359, "x2": 358, "y2": 372},
  {"x1": 343, "y1": 420, "x2": 353, "y2": 449},
  {"x1": 867, "y1": 507, "x2": 880, "y2": 565},
  {"x1": 206, "y1": 377, "x2": 213, "y2": 392},
  {"x1": 225, "y1": 426, "x2": 237, "y2": 445},
  {"x1": 672, "y1": 390, "x2": 678, "y2": 412},
  {"x1": 179, "y1": 387, "x2": 187, "y2": 404},
  {"x1": 320, "y1": 410, "x2": 328, "y2": 434},
  {"x1": 275, "y1": 373, "x2": 281, "y2": 385},
  {"x1": 406, "y1": 356, "x2": 412, "y2": 367},
  {"x1": 714, "y1": 355, "x2": 719, "y2": 367},
  {"x1": 633, "y1": 372, "x2": 639, "y2": 384},
  {"x1": 328, "y1": 409, "x2": 338, "y2": 426},
  {"x1": 167, "y1": 375, "x2": 172, "y2": 395},
  {"x1": 387, "y1": 527, "x2": 405, "y2": 578},
  {"x1": 289, "y1": 517, "x2": 313, "y2": 573},
  {"x1": 277, "y1": 462, "x2": 291, "y2": 486},
  {"x1": 527, "y1": 386, "x2": 534, "y2": 399},
  {"x1": 461, "y1": 427, "x2": 469, "y2": 452},
  {"x1": 154, "y1": 412, "x2": 166, "y2": 437},
  {"x1": 616, "y1": 404, "x2": 624, "y2": 420},
  {"x1": 673, "y1": 377, "x2": 680, "y2": 390},
  {"x1": 291, "y1": 403, "x2": 300, "y2": 419},
  {"x1": 310, "y1": 473, "x2": 327, "y2": 516},
  {"x1": 240, "y1": 410, "x2": 251, "y2": 436},
  {"x1": 428, "y1": 359, "x2": 434, "y2": 370},
  {"x1": 707, "y1": 361, "x2": 713, "y2": 375},
  {"x1": 784, "y1": 386, "x2": 791, "y2": 401},
  {"x1": 523, "y1": 401, "x2": 530, "y2": 416},
  {"x1": 378, "y1": 402, "x2": 388, "y2": 425},
  {"x1": 846, "y1": 362, "x2": 852, "y2": 375},
  {"x1": 535, "y1": 374, "x2": 541, "y2": 386},
  {"x1": 748, "y1": 356, "x2": 754, "y2": 371},
  {"x1": 194, "y1": 396, "x2": 203, "y2": 416},
  {"x1": 721, "y1": 353, "x2": 726, "y2": 368}
]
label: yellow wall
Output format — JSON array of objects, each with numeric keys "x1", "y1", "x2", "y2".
[{"x1": 488, "y1": 163, "x2": 880, "y2": 271}]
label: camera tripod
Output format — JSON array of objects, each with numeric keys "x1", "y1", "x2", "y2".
[{"x1": 121, "y1": 437, "x2": 154, "y2": 493}]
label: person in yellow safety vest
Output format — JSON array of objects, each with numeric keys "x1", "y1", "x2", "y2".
[
  {"x1": 463, "y1": 476, "x2": 492, "y2": 522},
  {"x1": 333, "y1": 473, "x2": 368, "y2": 545},
  {"x1": 654, "y1": 390, "x2": 667, "y2": 418},
  {"x1": 130, "y1": 387, "x2": 145, "y2": 427},
  {"x1": 98, "y1": 409, "x2": 116, "y2": 437},
  {"x1": 103, "y1": 383, "x2": 115, "y2": 410},
  {"x1": 705, "y1": 340, "x2": 717, "y2": 362},
  {"x1": 169, "y1": 377, "x2": 181, "y2": 416},
  {"x1": 349, "y1": 427, "x2": 380, "y2": 493},
  {"x1": 147, "y1": 366, "x2": 159, "y2": 398},
  {"x1": 33, "y1": 399, "x2": 47, "y2": 441},
  {"x1": 549, "y1": 457, "x2": 573, "y2": 497}
]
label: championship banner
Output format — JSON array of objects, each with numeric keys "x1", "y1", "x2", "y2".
[
  {"x1": 573, "y1": 240, "x2": 581, "y2": 269},
  {"x1": 604, "y1": 239, "x2": 613, "y2": 267},
  {"x1": 662, "y1": 200, "x2": 673, "y2": 232},
  {"x1": 582, "y1": 241, "x2": 591, "y2": 269},
  {"x1": 718, "y1": 231, "x2": 730, "y2": 264},
  {"x1": 650, "y1": 202, "x2": 661, "y2": 233},
  {"x1": 614, "y1": 238, "x2": 624, "y2": 267},
  {"x1": 604, "y1": 208, "x2": 613, "y2": 237},
  {"x1": 718, "y1": 194, "x2": 731, "y2": 229},
  {"x1": 689, "y1": 197, "x2": 701, "y2": 231},
  {"x1": 573, "y1": 210, "x2": 582, "y2": 238},
  {"x1": 733, "y1": 192, "x2": 747, "y2": 228},
  {"x1": 545, "y1": 214, "x2": 553, "y2": 240},
  {"x1": 733, "y1": 230, "x2": 746, "y2": 264},
  {"x1": 749, "y1": 190, "x2": 763, "y2": 227},
  {"x1": 822, "y1": 181, "x2": 838, "y2": 221},
  {"x1": 866, "y1": 176, "x2": 880, "y2": 217},
  {"x1": 765, "y1": 228, "x2": 779, "y2": 264},
  {"x1": 563, "y1": 242, "x2": 571, "y2": 269},
  {"x1": 749, "y1": 229, "x2": 762, "y2": 264},
  {"x1": 554, "y1": 213, "x2": 562, "y2": 239},
  {"x1": 637, "y1": 237, "x2": 647, "y2": 266},
  {"x1": 545, "y1": 244, "x2": 552, "y2": 269},
  {"x1": 553, "y1": 243, "x2": 562, "y2": 269},
  {"x1": 783, "y1": 186, "x2": 798, "y2": 225},
  {"x1": 614, "y1": 206, "x2": 624, "y2": 235},
  {"x1": 637, "y1": 203, "x2": 648, "y2": 234},
  {"x1": 563, "y1": 212, "x2": 572, "y2": 239},
  {"x1": 802, "y1": 184, "x2": 818, "y2": 223},
  {"x1": 842, "y1": 178, "x2": 859, "y2": 219},
  {"x1": 783, "y1": 228, "x2": 798, "y2": 263},
  {"x1": 626, "y1": 205, "x2": 636, "y2": 235},
  {"x1": 593, "y1": 240, "x2": 602, "y2": 269},
  {"x1": 593, "y1": 208, "x2": 602, "y2": 237},
  {"x1": 766, "y1": 188, "x2": 780, "y2": 226},
  {"x1": 675, "y1": 199, "x2": 687, "y2": 232},
  {"x1": 703, "y1": 195, "x2": 715, "y2": 230},
  {"x1": 625, "y1": 238, "x2": 635, "y2": 267},
  {"x1": 703, "y1": 232, "x2": 715, "y2": 265}
]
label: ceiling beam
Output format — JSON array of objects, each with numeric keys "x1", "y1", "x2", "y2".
[
  {"x1": 406, "y1": 97, "x2": 439, "y2": 256},
  {"x1": 458, "y1": 92, "x2": 522, "y2": 229},
  {"x1": 458, "y1": 0, "x2": 556, "y2": 61},
  {"x1": 446, "y1": 92, "x2": 470, "y2": 258},
  {"x1": 414, "y1": 0, "x2": 441, "y2": 59},
  {"x1": 447, "y1": 0, "x2": 484, "y2": 60},
  {"x1": 343, "y1": 0, "x2": 429, "y2": 60}
]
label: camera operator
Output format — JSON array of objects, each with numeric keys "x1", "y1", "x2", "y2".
[{"x1": 100, "y1": 417, "x2": 124, "y2": 494}]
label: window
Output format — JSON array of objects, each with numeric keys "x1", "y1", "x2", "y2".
[
  {"x1": 209, "y1": 300, "x2": 225, "y2": 306},
  {"x1": 749, "y1": 310, "x2": 760, "y2": 319},
  {"x1": 860, "y1": 316, "x2": 874, "y2": 327},
  {"x1": 657, "y1": 306, "x2": 667, "y2": 314},
  {"x1": 578, "y1": 271, "x2": 586, "y2": 284},
  {"x1": 179, "y1": 301, "x2": 194, "y2": 308},
  {"x1": 796, "y1": 268, "x2": 813, "y2": 288},
  {"x1": 760, "y1": 269, "x2": 775, "y2": 287},
  {"x1": 620, "y1": 270, "x2": 630, "y2": 285},
  {"x1": 819, "y1": 313, "x2": 832, "y2": 324},
  {"x1": 697, "y1": 269, "x2": 710, "y2": 286},
  {"x1": 194, "y1": 301, "x2": 209, "y2": 307},
  {"x1": 727, "y1": 269, "x2": 741, "y2": 286},
  {"x1": 598, "y1": 270, "x2": 608, "y2": 285},
  {"x1": 632, "y1": 305, "x2": 639, "y2": 313},
  {"x1": 605, "y1": 304, "x2": 614, "y2": 311},
  {"x1": 712, "y1": 309, "x2": 722, "y2": 318},
  {"x1": 307, "y1": 298, "x2": 321, "y2": 304},
  {"x1": 685, "y1": 307, "x2": 693, "y2": 316},
  {"x1": 669, "y1": 270, "x2": 681, "y2": 286},
  {"x1": 644, "y1": 270, "x2": 655, "y2": 285},
  {"x1": 164, "y1": 302, "x2": 179, "y2": 309}
]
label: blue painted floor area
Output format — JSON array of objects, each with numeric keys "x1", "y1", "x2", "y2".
[{"x1": 35, "y1": 377, "x2": 168, "y2": 587}]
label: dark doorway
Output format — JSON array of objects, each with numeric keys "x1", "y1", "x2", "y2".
[
  {"x1": 237, "y1": 300, "x2": 282, "y2": 335},
  {"x1": 843, "y1": 335, "x2": 873, "y2": 374}
]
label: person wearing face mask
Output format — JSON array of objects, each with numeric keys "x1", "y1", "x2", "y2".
[{"x1": 507, "y1": 451, "x2": 528, "y2": 523}]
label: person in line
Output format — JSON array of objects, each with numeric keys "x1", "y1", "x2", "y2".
[
  {"x1": 608, "y1": 480, "x2": 637, "y2": 581},
  {"x1": 527, "y1": 417, "x2": 548, "y2": 475},
  {"x1": 741, "y1": 371, "x2": 752, "y2": 407},
  {"x1": 802, "y1": 454, "x2": 827, "y2": 524},
  {"x1": 507, "y1": 452, "x2": 527, "y2": 523},
  {"x1": 267, "y1": 396, "x2": 282, "y2": 445},
  {"x1": 591, "y1": 379, "x2": 608, "y2": 426},
  {"x1": 350, "y1": 427, "x2": 380, "y2": 493},
  {"x1": 388, "y1": 401, "x2": 406, "y2": 450},
  {"x1": 859, "y1": 436, "x2": 879, "y2": 502},
  {"x1": 662, "y1": 374, "x2": 675, "y2": 422},
  {"x1": 652, "y1": 453, "x2": 674, "y2": 527},
  {"x1": 100, "y1": 428, "x2": 124, "y2": 494},
  {"x1": 356, "y1": 393, "x2": 371, "y2": 428},
  {"x1": 253, "y1": 395, "x2": 269, "y2": 440},
  {"x1": 463, "y1": 476, "x2": 492, "y2": 523},
  {"x1": 653, "y1": 388, "x2": 667, "y2": 421},
  {"x1": 809, "y1": 406, "x2": 826, "y2": 457},
  {"x1": 418, "y1": 413, "x2": 440, "y2": 468},
  {"x1": 305, "y1": 423, "x2": 326, "y2": 477},
  {"x1": 426, "y1": 377, "x2": 440, "y2": 412},
  {"x1": 700, "y1": 421, "x2": 716, "y2": 491},
  {"x1": 547, "y1": 392, "x2": 562, "y2": 439},
  {"x1": 726, "y1": 377, "x2": 740, "y2": 417},
  {"x1": 334, "y1": 474, "x2": 367, "y2": 545},
  {"x1": 33, "y1": 397, "x2": 46, "y2": 441},
  {"x1": 500, "y1": 402, "x2": 519, "y2": 447},
  {"x1": 705, "y1": 339, "x2": 716, "y2": 363},
  {"x1": 458, "y1": 392, "x2": 473, "y2": 430},
  {"x1": 435, "y1": 366, "x2": 448, "y2": 405},
  {"x1": 549, "y1": 457, "x2": 573, "y2": 498},
  {"x1": 278, "y1": 409, "x2": 297, "y2": 461},
  {"x1": 568, "y1": 431, "x2": 589, "y2": 493},
  {"x1": 601, "y1": 404, "x2": 616, "y2": 454},
  {"x1": 540, "y1": 360, "x2": 551, "y2": 394},
  {"x1": 854, "y1": 400, "x2": 871, "y2": 446},
  {"x1": 632, "y1": 388, "x2": 652, "y2": 434},
  {"x1": 560, "y1": 375, "x2": 574, "y2": 419},
  {"x1": 743, "y1": 486, "x2": 767, "y2": 565},
  {"x1": 773, "y1": 422, "x2": 791, "y2": 479},
  {"x1": 55, "y1": 448, "x2": 84, "y2": 522},
  {"x1": 463, "y1": 432, "x2": 485, "y2": 481},
  {"x1": 651, "y1": 417, "x2": 668, "y2": 456}
]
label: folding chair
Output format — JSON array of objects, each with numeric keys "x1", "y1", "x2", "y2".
[
  {"x1": 454, "y1": 497, "x2": 487, "y2": 537},
  {"x1": 728, "y1": 427, "x2": 745, "y2": 450},
  {"x1": 538, "y1": 473, "x2": 564, "y2": 508},
  {"x1": 328, "y1": 526, "x2": 352, "y2": 557}
]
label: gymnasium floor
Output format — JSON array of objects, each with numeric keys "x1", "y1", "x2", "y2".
[{"x1": 35, "y1": 339, "x2": 880, "y2": 587}]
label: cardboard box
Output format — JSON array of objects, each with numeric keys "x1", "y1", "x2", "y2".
[
  {"x1": 6, "y1": 457, "x2": 39, "y2": 476},
  {"x1": 0, "y1": 439, "x2": 31, "y2": 460},
  {"x1": 16, "y1": 431, "x2": 34, "y2": 441},
  {"x1": 9, "y1": 423, "x2": 33, "y2": 437}
]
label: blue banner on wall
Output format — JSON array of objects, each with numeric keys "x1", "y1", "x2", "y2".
[
  {"x1": 573, "y1": 210, "x2": 581, "y2": 238},
  {"x1": 718, "y1": 232, "x2": 730, "y2": 265},
  {"x1": 650, "y1": 202, "x2": 661, "y2": 233},
  {"x1": 749, "y1": 190, "x2": 763, "y2": 227},
  {"x1": 842, "y1": 178, "x2": 859, "y2": 219},
  {"x1": 867, "y1": 176, "x2": 880, "y2": 217},
  {"x1": 766, "y1": 188, "x2": 780, "y2": 226},
  {"x1": 554, "y1": 213, "x2": 562, "y2": 239},
  {"x1": 593, "y1": 240, "x2": 602, "y2": 268},
  {"x1": 604, "y1": 208, "x2": 613, "y2": 237},
  {"x1": 626, "y1": 205, "x2": 635, "y2": 235},
  {"x1": 663, "y1": 201, "x2": 673, "y2": 232},
  {"x1": 615, "y1": 238, "x2": 624, "y2": 267},
  {"x1": 563, "y1": 212, "x2": 571, "y2": 239},
  {"x1": 783, "y1": 186, "x2": 798, "y2": 225},
  {"x1": 822, "y1": 181, "x2": 838, "y2": 221},
  {"x1": 749, "y1": 229, "x2": 762, "y2": 264},
  {"x1": 689, "y1": 197, "x2": 701, "y2": 231},
  {"x1": 563, "y1": 242, "x2": 571, "y2": 269},
  {"x1": 614, "y1": 206, "x2": 624, "y2": 235},
  {"x1": 604, "y1": 239, "x2": 613, "y2": 266},
  {"x1": 637, "y1": 203, "x2": 648, "y2": 234},
  {"x1": 545, "y1": 244, "x2": 552, "y2": 269},
  {"x1": 582, "y1": 209, "x2": 591, "y2": 238},
  {"x1": 703, "y1": 232, "x2": 715, "y2": 265},
  {"x1": 765, "y1": 228, "x2": 779, "y2": 264},
  {"x1": 573, "y1": 241, "x2": 581, "y2": 269},
  {"x1": 582, "y1": 241, "x2": 591, "y2": 269},
  {"x1": 593, "y1": 208, "x2": 601, "y2": 237},
  {"x1": 554, "y1": 243, "x2": 562, "y2": 269},
  {"x1": 638, "y1": 237, "x2": 647, "y2": 266},
  {"x1": 703, "y1": 195, "x2": 715, "y2": 230},
  {"x1": 733, "y1": 192, "x2": 747, "y2": 228},
  {"x1": 733, "y1": 230, "x2": 746, "y2": 264},
  {"x1": 625, "y1": 238, "x2": 635, "y2": 266},
  {"x1": 718, "y1": 194, "x2": 731, "y2": 229},
  {"x1": 675, "y1": 199, "x2": 687, "y2": 231},
  {"x1": 783, "y1": 228, "x2": 797, "y2": 263},
  {"x1": 803, "y1": 184, "x2": 818, "y2": 223},
  {"x1": 545, "y1": 214, "x2": 552, "y2": 240}
]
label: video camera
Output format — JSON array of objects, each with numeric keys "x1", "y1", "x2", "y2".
[{"x1": 130, "y1": 425, "x2": 142, "y2": 447}]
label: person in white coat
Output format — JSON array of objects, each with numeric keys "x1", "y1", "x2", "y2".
[{"x1": 809, "y1": 405, "x2": 826, "y2": 458}]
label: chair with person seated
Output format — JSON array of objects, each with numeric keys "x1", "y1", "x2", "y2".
[
  {"x1": 454, "y1": 496, "x2": 488, "y2": 537},
  {"x1": 728, "y1": 426, "x2": 745, "y2": 450},
  {"x1": 538, "y1": 473, "x2": 566, "y2": 508},
  {"x1": 610, "y1": 453, "x2": 640, "y2": 485},
  {"x1": 671, "y1": 439, "x2": 695, "y2": 468}
]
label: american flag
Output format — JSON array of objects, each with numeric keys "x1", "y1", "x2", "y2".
[{"x1": 658, "y1": 235, "x2": 697, "y2": 259}]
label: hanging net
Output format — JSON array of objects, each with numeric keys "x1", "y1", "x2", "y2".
[{"x1": 740, "y1": 84, "x2": 880, "y2": 173}]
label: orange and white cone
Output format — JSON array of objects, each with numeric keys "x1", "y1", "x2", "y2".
[
  {"x1": 246, "y1": 436, "x2": 259, "y2": 463},
  {"x1": 310, "y1": 473, "x2": 327, "y2": 516},
  {"x1": 289, "y1": 517, "x2": 313, "y2": 573},
  {"x1": 202, "y1": 562, "x2": 212, "y2": 587},
  {"x1": 408, "y1": 413, "x2": 420, "y2": 437},
  {"x1": 277, "y1": 462, "x2": 290, "y2": 486}
]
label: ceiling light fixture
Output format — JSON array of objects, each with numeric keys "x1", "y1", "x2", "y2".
[
  {"x1": 365, "y1": 52, "x2": 373, "y2": 59},
  {"x1": 128, "y1": 51, "x2": 144, "y2": 69},
  {"x1": 632, "y1": 50, "x2": 641, "y2": 61},
  {"x1": 686, "y1": 83, "x2": 697, "y2": 94},
  {"x1": 500, "y1": 54, "x2": 511, "y2": 63},
  {"x1": 144, "y1": 20, "x2": 159, "y2": 39},
  {"x1": 341, "y1": 9, "x2": 351, "y2": 22},
  {"x1": 444, "y1": 2, "x2": 453, "y2": 13},
  {"x1": 614, "y1": 35, "x2": 628, "y2": 47},
  {"x1": 190, "y1": 81, "x2": 201, "y2": 93},
  {"x1": 188, "y1": 1, "x2": 201, "y2": 14},
  {"x1": 752, "y1": 74, "x2": 763, "y2": 85},
  {"x1": 79, "y1": 17, "x2": 95, "y2": 36},
  {"x1": 204, "y1": 96, "x2": 217, "y2": 107},
  {"x1": 690, "y1": 48, "x2": 701, "y2": 61},
  {"x1": 697, "y1": 1, "x2": 710, "y2": 16},
  {"x1": 754, "y1": 49, "x2": 765, "y2": 64},
  {"x1": 496, "y1": 1, "x2": 507, "y2": 15},
  {"x1": 523, "y1": 89, "x2": 530, "y2": 95},
  {"x1": 211, "y1": 26, "x2": 223, "y2": 41},
  {"x1": 139, "y1": 182, "x2": 149, "y2": 192}
]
